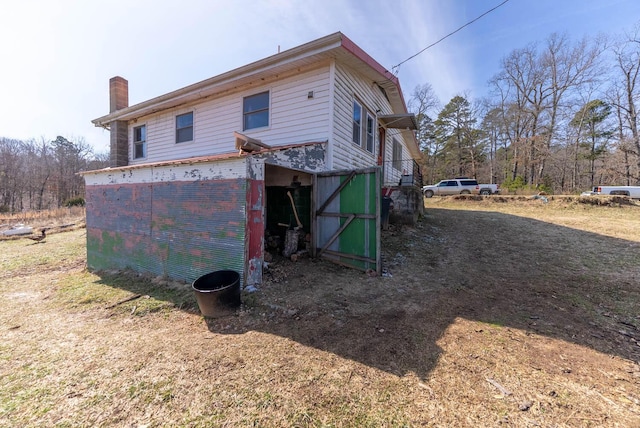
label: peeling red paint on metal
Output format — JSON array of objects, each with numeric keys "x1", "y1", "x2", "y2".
[
  {"x1": 150, "y1": 241, "x2": 169, "y2": 260},
  {"x1": 124, "y1": 236, "x2": 137, "y2": 251},
  {"x1": 193, "y1": 260, "x2": 210, "y2": 270},
  {"x1": 87, "y1": 228, "x2": 101, "y2": 238},
  {"x1": 246, "y1": 179, "x2": 264, "y2": 285},
  {"x1": 86, "y1": 178, "x2": 247, "y2": 283}
]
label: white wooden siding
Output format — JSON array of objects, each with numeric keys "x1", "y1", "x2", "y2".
[
  {"x1": 331, "y1": 63, "x2": 396, "y2": 171},
  {"x1": 129, "y1": 66, "x2": 332, "y2": 165},
  {"x1": 384, "y1": 129, "x2": 405, "y2": 185}
]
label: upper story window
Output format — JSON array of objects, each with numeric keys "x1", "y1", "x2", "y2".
[
  {"x1": 392, "y1": 138, "x2": 402, "y2": 171},
  {"x1": 243, "y1": 91, "x2": 269, "y2": 130},
  {"x1": 352, "y1": 99, "x2": 375, "y2": 154},
  {"x1": 133, "y1": 125, "x2": 146, "y2": 159},
  {"x1": 176, "y1": 112, "x2": 193, "y2": 143},
  {"x1": 352, "y1": 101, "x2": 362, "y2": 145},
  {"x1": 365, "y1": 113, "x2": 375, "y2": 153}
]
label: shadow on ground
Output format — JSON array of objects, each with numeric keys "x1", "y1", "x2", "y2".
[{"x1": 97, "y1": 207, "x2": 640, "y2": 380}]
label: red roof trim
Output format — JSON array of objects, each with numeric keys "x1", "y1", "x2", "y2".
[
  {"x1": 338, "y1": 33, "x2": 409, "y2": 111},
  {"x1": 339, "y1": 34, "x2": 399, "y2": 88}
]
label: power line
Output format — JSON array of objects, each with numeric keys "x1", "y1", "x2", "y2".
[{"x1": 391, "y1": 0, "x2": 511, "y2": 75}]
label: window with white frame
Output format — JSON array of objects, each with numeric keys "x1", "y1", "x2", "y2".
[
  {"x1": 352, "y1": 99, "x2": 375, "y2": 154},
  {"x1": 133, "y1": 125, "x2": 146, "y2": 159},
  {"x1": 176, "y1": 112, "x2": 193, "y2": 143},
  {"x1": 392, "y1": 138, "x2": 402, "y2": 171},
  {"x1": 243, "y1": 91, "x2": 269, "y2": 130},
  {"x1": 352, "y1": 100, "x2": 362, "y2": 145},
  {"x1": 365, "y1": 113, "x2": 375, "y2": 153}
]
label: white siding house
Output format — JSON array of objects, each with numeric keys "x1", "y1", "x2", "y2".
[
  {"x1": 83, "y1": 32, "x2": 422, "y2": 286},
  {"x1": 128, "y1": 66, "x2": 333, "y2": 165}
]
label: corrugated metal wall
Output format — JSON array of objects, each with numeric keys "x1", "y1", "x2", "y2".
[{"x1": 86, "y1": 178, "x2": 247, "y2": 284}]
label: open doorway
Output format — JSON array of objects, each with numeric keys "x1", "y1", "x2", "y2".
[{"x1": 264, "y1": 164, "x2": 313, "y2": 261}]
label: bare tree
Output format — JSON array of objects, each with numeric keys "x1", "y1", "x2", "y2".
[
  {"x1": 0, "y1": 138, "x2": 26, "y2": 212},
  {"x1": 491, "y1": 43, "x2": 545, "y2": 184},
  {"x1": 489, "y1": 34, "x2": 605, "y2": 189},
  {"x1": 536, "y1": 33, "x2": 605, "y2": 185},
  {"x1": 610, "y1": 24, "x2": 640, "y2": 183},
  {"x1": 409, "y1": 83, "x2": 440, "y2": 183},
  {"x1": 0, "y1": 135, "x2": 101, "y2": 212},
  {"x1": 51, "y1": 136, "x2": 92, "y2": 205}
]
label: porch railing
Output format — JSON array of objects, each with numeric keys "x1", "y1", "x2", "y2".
[{"x1": 381, "y1": 159, "x2": 423, "y2": 188}]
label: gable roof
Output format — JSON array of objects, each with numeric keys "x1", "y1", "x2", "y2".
[
  {"x1": 94, "y1": 32, "x2": 409, "y2": 124},
  {"x1": 92, "y1": 32, "x2": 419, "y2": 157}
]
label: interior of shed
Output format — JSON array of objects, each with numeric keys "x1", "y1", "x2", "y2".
[{"x1": 263, "y1": 164, "x2": 313, "y2": 260}]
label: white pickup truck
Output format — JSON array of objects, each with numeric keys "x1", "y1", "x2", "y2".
[
  {"x1": 589, "y1": 186, "x2": 640, "y2": 198},
  {"x1": 422, "y1": 178, "x2": 500, "y2": 198}
]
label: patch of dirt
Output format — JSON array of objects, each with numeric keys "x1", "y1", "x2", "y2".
[{"x1": 204, "y1": 198, "x2": 640, "y2": 424}]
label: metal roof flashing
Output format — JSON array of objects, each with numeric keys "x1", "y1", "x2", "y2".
[{"x1": 79, "y1": 141, "x2": 328, "y2": 176}]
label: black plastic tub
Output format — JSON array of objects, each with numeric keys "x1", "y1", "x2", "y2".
[{"x1": 192, "y1": 270, "x2": 241, "y2": 317}]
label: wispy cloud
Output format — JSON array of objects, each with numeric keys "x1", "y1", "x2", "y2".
[{"x1": 0, "y1": 0, "x2": 637, "y2": 152}]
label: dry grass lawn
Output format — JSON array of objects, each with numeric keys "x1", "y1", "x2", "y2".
[{"x1": 1, "y1": 196, "x2": 639, "y2": 427}]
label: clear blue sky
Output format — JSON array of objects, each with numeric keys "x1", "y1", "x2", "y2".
[{"x1": 1, "y1": 0, "x2": 638, "y2": 154}]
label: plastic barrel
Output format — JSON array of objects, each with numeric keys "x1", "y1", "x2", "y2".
[{"x1": 192, "y1": 270, "x2": 241, "y2": 317}]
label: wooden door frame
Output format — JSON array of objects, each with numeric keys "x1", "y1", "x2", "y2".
[{"x1": 312, "y1": 167, "x2": 381, "y2": 274}]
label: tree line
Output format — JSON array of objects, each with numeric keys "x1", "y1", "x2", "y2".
[
  {"x1": 3, "y1": 24, "x2": 638, "y2": 212},
  {"x1": 0, "y1": 136, "x2": 108, "y2": 213},
  {"x1": 411, "y1": 23, "x2": 640, "y2": 193}
]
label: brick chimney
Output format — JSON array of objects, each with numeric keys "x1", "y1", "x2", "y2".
[{"x1": 109, "y1": 76, "x2": 129, "y2": 167}]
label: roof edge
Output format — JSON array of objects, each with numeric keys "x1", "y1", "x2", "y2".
[
  {"x1": 339, "y1": 34, "x2": 409, "y2": 112},
  {"x1": 79, "y1": 141, "x2": 328, "y2": 176},
  {"x1": 92, "y1": 33, "x2": 345, "y2": 126}
]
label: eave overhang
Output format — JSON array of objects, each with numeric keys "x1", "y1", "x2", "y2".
[
  {"x1": 378, "y1": 114, "x2": 418, "y2": 130},
  {"x1": 79, "y1": 141, "x2": 327, "y2": 176},
  {"x1": 92, "y1": 32, "x2": 409, "y2": 127}
]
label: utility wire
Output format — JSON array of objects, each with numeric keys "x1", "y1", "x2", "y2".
[{"x1": 391, "y1": 0, "x2": 511, "y2": 75}]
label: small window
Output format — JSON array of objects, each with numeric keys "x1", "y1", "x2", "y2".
[
  {"x1": 352, "y1": 99, "x2": 376, "y2": 153},
  {"x1": 365, "y1": 113, "x2": 375, "y2": 153},
  {"x1": 392, "y1": 138, "x2": 402, "y2": 170},
  {"x1": 133, "y1": 125, "x2": 146, "y2": 159},
  {"x1": 352, "y1": 101, "x2": 362, "y2": 145},
  {"x1": 176, "y1": 112, "x2": 193, "y2": 143},
  {"x1": 243, "y1": 91, "x2": 269, "y2": 130}
]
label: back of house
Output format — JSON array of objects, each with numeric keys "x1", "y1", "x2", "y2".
[{"x1": 82, "y1": 32, "x2": 422, "y2": 286}]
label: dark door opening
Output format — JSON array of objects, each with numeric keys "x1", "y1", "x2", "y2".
[{"x1": 264, "y1": 164, "x2": 313, "y2": 260}]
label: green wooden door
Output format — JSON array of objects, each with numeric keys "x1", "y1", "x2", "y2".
[{"x1": 313, "y1": 167, "x2": 380, "y2": 273}]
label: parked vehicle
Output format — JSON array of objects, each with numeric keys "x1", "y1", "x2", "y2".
[
  {"x1": 590, "y1": 186, "x2": 640, "y2": 198},
  {"x1": 422, "y1": 178, "x2": 500, "y2": 197},
  {"x1": 477, "y1": 183, "x2": 500, "y2": 196}
]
